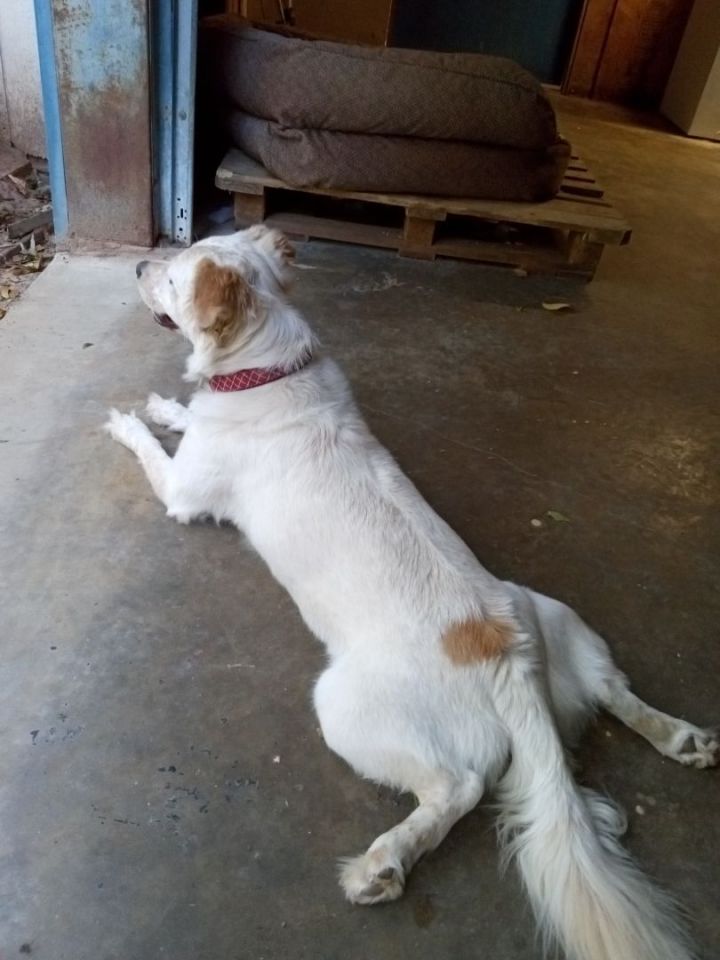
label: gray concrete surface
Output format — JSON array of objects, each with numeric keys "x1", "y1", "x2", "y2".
[{"x1": 1, "y1": 99, "x2": 719, "y2": 960}]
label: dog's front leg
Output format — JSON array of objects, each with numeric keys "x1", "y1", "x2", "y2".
[
  {"x1": 145, "y1": 393, "x2": 190, "y2": 433},
  {"x1": 105, "y1": 409, "x2": 175, "y2": 508}
]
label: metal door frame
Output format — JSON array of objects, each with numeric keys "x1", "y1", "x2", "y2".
[
  {"x1": 151, "y1": 0, "x2": 198, "y2": 245},
  {"x1": 33, "y1": 0, "x2": 68, "y2": 239}
]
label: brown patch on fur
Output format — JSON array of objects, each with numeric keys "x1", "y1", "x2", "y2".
[
  {"x1": 441, "y1": 618, "x2": 512, "y2": 665},
  {"x1": 194, "y1": 257, "x2": 254, "y2": 346}
]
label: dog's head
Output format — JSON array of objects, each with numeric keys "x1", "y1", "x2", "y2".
[{"x1": 135, "y1": 226, "x2": 295, "y2": 350}]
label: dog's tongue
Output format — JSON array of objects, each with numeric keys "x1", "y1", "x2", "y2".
[{"x1": 153, "y1": 312, "x2": 179, "y2": 330}]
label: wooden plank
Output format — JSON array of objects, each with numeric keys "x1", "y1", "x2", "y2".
[
  {"x1": 216, "y1": 149, "x2": 630, "y2": 244},
  {"x1": 554, "y1": 192, "x2": 614, "y2": 209},
  {"x1": 563, "y1": 231, "x2": 605, "y2": 270},
  {"x1": 433, "y1": 236, "x2": 575, "y2": 272},
  {"x1": 263, "y1": 212, "x2": 403, "y2": 250},
  {"x1": 265, "y1": 214, "x2": 597, "y2": 278},
  {"x1": 559, "y1": 171, "x2": 605, "y2": 198},
  {"x1": 0, "y1": 143, "x2": 32, "y2": 181},
  {"x1": 234, "y1": 192, "x2": 266, "y2": 225},
  {"x1": 292, "y1": 0, "x2": 395, "y2": 45},
  {"x1": 435, "y1": 234, "x2": 600, "y2": 278},
  {"x1": 560, "y1": 182, "x2": 605, "y2": 199},
  {"x1": 216, "y1": 150, "x2": 280, "y2": 190},
  {"x1": 440, "y1": 200, "x2": 628, "y2": 244},
  {"x1": 7, "y1": 208, "x2": 54, "y2": 239},
  {"x1": 216, "y1": 149, "x2": 629, "y2": 276},
  {"x1": 562, "y1": 0, "x2": 617, "y2": 97},
  {"x1": 400, "y1": 215, "x2": 437, "y2": 260},
  {"x1": 564, "y1": 173, "x2": 602, "y2": 188}
]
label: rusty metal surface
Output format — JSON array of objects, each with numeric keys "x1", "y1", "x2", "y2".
[{"x1": 52, "y1": 0, "x2": 153, "y2": 246}]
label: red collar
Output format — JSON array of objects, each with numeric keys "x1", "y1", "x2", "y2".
[{"x1": 209, "y1": 352, "x2": 311, "y2": 393}]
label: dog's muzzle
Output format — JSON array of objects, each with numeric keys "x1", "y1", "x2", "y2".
[{"x1": 153, "y1": 312, "x2": 179, "y2": 331}]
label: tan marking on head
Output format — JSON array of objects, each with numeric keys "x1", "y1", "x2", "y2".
[
  {"x1": 441, "y1": 618, "x2": 512, "y2": 665},
  {"x1": 193, "y1": 257, "x2": 254, "y2": 347}
]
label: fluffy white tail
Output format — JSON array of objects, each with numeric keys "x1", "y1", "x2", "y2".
[{"x1": 493, "y1": 656, "x2": 695, "y2": 960}]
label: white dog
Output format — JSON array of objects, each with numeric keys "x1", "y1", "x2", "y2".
[{"x1": 107, "y1": 227, "x2": 716, "y2": 960}]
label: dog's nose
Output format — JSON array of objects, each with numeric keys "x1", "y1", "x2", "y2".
[{"x1": 136, "y1": 260, "x2": 149, "y2": 278}]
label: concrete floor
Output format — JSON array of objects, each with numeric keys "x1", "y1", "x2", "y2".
[{"x1": 1, "y1": 99, "x2": 719, "y2": 960}]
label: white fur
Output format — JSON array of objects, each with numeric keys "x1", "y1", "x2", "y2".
[{"x1": 106, "y1": 228, "x2": 717, "y2": 960}]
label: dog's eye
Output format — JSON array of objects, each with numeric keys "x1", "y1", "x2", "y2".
[{"x1": 168, "y1": 277, "x2": 174, "y2": 287}]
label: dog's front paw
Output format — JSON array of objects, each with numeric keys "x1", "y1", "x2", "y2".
[
  {"x1": 146, "y1": 393, "x2": 188, "y2": 432},
  {"x1": 104, "y1": 408, "x2": 146, "y2": 451}
]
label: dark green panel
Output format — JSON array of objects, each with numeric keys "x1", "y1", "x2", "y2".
[{"x1": 392, "y1": 0, "x2": 583, "y2": 84}]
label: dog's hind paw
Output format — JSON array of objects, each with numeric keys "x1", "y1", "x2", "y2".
[
  {"x1": 339, "y1": 849, "x2": 405, "y2": 905},
  {"x1": 664, "y1": 726, "x2": 719, "y2": 769}
]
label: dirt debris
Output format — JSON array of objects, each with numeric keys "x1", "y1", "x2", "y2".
[{"x1": 0, "y1": 150, "x2": 54, "y2": 322}]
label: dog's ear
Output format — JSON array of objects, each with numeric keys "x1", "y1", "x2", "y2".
[
  {"x1": 193, "y1": 257, "x2": 255, "y2": 347},
  {"x1": 265, "y1": 228, "x2": 295, "y2": 266},
  {"x1": 246, "y1": 225, "x2": 295, "y2": 283}
]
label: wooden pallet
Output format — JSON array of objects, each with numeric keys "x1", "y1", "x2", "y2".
[{"x1": 216, "y1": 149, "x2": 631, "y2": 279}]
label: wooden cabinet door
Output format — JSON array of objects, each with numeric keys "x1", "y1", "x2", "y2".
[
  {"x1": 233, "y1": 0, "x2": 395, "y2": 45},
  {"x1": 292, "y1": 0, "x2": 395, "y2": 45},
  {"x1": 564, "y1": 0, "x2": 695, "y2": 106}
]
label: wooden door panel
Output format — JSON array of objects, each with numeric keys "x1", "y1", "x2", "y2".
[
  {"x1": 594, "y1": 0, "x2": 694, "y2": 105},
  {"x1": 564, "y1": 0, "x2": 616, "y2": 96},
  {"x1": 293, "y1": 0, "x2": 395, "y2": 45},
  {"x1": 234, "y1": 0, "x2": 394, "y2": 45},
  {"x1": 563, "y1": 0, "x2": 694, "y2": 106}
]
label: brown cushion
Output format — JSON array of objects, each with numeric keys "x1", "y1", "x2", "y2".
[
  {"x1": 228, "y1": 112, "x2": 570, "y2": 201},
  {"x1": 202, "y1": 17, "x2": 561, "y2": 151}
]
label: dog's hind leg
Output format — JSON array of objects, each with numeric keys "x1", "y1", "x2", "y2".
[
  {"x1": 520, "y1": 586, "x2": 719, "y2": 769},
  {"x1": 598, "y1": 675, "x2": 719, "y2": 768},
  {"x1": 314, "y1": 664, "x2": 491, "y2": 905},
  {"x1": 339, "y1": 768, "x2": 484, "y2": 905},
  {"x1": 146, "y1": 393, "x2": 190, "y2": 433}
]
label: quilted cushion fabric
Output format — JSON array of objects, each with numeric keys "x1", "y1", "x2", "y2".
[
  {"x1": 201, "y1": 17, "x2": 571, "y2": 200},
  {"x1": 229, "y1": 112, "x2": 570, "y2": 201},
  {"x1": 203, "y1": 17, "x2": 562, "y2": 150}
]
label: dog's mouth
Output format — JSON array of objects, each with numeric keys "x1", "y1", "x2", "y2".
[{"x1": 153, "y1": 312, "x2": 179, "y2": 331}]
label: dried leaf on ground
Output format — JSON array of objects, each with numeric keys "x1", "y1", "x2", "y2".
[
  {"x1": 546, "y1": 510, "x2": 571, "y2": 523},
  {"x1": 8, "y1": 173, "x2": 29, "y2": 196},
  {"x1": 542, "y1": 301, "x2": 572, "y2": 312},
  {"x1": 0, "y1": 155, "x2": 54, "y2": 321},
  {"x1": 0, "y1": 180, "x2": 23, "y2": 202}
]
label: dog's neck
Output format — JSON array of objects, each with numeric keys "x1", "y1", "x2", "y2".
[
  {"x1": 208, "y1": 350, "x2": 312, "y2": 392},
  {"x1": 184, "y1": 298, "x2": 315, "y2": 385}
]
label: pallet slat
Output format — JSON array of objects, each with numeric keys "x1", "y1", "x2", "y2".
[
  {"x1": 216, "y1": 149, "x2": 631, "y2": 279},
  {"x1": 263, "y1": 212, "x2": 403, "y2": 250}
]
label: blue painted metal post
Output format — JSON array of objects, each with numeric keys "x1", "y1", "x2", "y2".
[
  {"x1": 151, "y1": 0, "x2": 198, "y2": 245},
  {"x1": 33, "y1": 0, "x2": 69, "y2": 239},
  {"x1": 43, "y1": 0, "x2": 154, "y2": 246}
]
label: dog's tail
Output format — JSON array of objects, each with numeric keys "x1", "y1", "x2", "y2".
[{"x1": 492, "y1": 650, "x2": 694, "y2": 960}]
